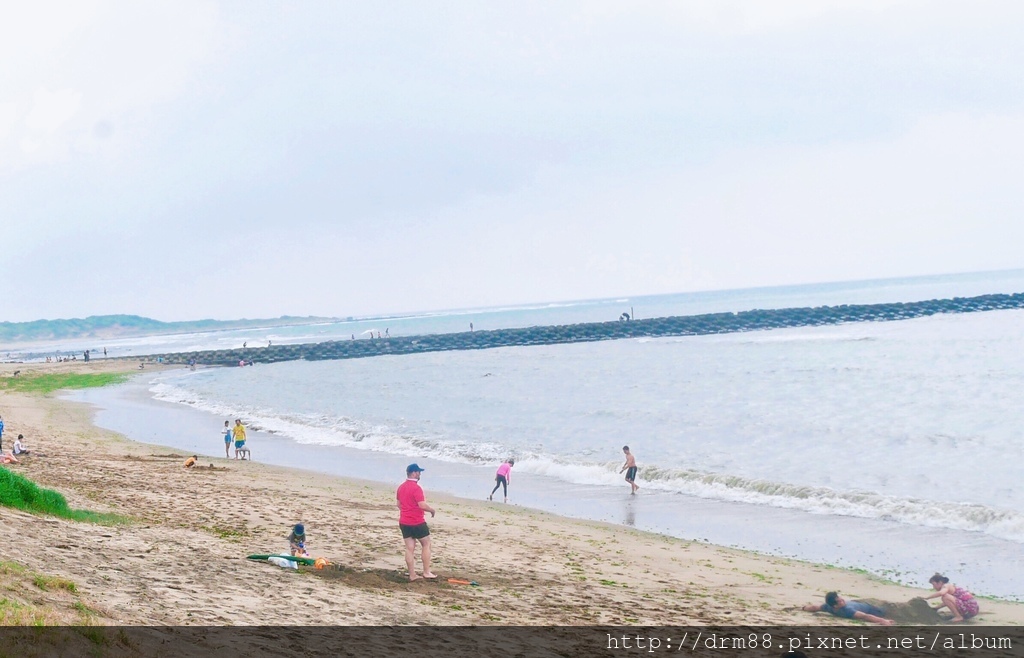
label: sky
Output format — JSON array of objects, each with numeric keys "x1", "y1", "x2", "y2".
[{"x1": 2, "y1": 1, "x2": 1024, "y2": 322}]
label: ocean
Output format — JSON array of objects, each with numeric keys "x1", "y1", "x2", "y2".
[{"x1": 60, "y1": 270, "x2": 1024, "y2": 599}]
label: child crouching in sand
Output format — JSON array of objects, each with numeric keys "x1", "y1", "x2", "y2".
[{"x1": 288, "y1": 524, "x2": 309, "y2": 557}]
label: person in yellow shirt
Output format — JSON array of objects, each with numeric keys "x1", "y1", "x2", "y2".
[{"x1": 232, "y1": 419, "x2": 247, "y2": 459}]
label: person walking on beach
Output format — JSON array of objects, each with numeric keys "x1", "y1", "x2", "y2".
[
  {"x1": 232, "y1": 419, "x2": 247, "y2": 459},
  {"x1": 397, "y1": 463, "x2": 436, "y2": 581},
  {"x1": 620, "y1": 446, "x2": 639, "y2": 494},
  {"x1": 489, "y1": 458, "x2": 514, "y2": 502},
  {"x1": 223, "y1": 420, "x2": 232, "y2": 458},
  {"x1": 0, "y1": 415, "x2": 5, "y2": 452}
]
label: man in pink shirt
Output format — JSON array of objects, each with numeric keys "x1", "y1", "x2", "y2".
[
  {"x1": 397, "y1": 463, "x2": 436, "y2": 581},
  {"x1": 489, "y1": 458, "x2": 514, "y2": 503}
]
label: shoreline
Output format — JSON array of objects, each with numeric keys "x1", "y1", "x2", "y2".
[
  {"x1": 1, "y1": 361, "x2": 1022, "y2": 626},
  {"x1": 75, "y1": 362, "x2": 1024, "y2": 600}
]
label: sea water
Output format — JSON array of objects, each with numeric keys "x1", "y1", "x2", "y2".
[{"x1": 62, "y1": 271, "x2": 1024, "y2": 598}]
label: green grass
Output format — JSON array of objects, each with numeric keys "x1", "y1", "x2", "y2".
[
  {"x1": 0, "y1": 469, "x2": 127, "y2": 525},
  {"x1": 32, "y1": 575, "x2": 77, "y2": 594},
  {"x1": 0, "y1": 372, "x2": 131, "y2": 395}
]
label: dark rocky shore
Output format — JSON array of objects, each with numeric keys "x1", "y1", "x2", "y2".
[{"x1": 143, "y1": 292, "x2": 1024, "y2": 366}]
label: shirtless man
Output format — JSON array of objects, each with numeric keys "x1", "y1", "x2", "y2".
[{"x1": 619, "y1": 445, "x2": 639, "y2": 494}]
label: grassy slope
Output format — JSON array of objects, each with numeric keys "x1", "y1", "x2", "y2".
[
  {"x1": 1, "y1": 372, "x2": 130, "y2": 524},
  {"x1": 0, "y1": 372, "x2": 131, "y2": 395}
]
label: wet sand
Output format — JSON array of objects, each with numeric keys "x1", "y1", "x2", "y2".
[{"x1": 1, "y1": 361, "x2": 1021, "y2": 626}]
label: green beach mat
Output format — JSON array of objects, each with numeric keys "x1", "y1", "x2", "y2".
[{"x1": 247, "y1": 553, "x2": 317, "y2": 566}]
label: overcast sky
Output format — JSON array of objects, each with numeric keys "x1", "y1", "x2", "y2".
[{"x1": 2, "y1": 1, "x2": 1023, "y2": 322}]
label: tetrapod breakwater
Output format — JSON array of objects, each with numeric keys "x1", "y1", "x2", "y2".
[{"x1": 141, "y1": 292, "x2": 1024, "y2": 367}]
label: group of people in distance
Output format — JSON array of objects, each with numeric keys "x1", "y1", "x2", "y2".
[{"x1": 803, "y1": 573, "x2": 979, "y2": 624}]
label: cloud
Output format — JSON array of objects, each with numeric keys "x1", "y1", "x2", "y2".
[
  {"x1": 2, "y1": 3, "x2": 1024, "y2": 321},
  {"x1": 0, "y1": 0, "x2": 221, "y2": 173}
]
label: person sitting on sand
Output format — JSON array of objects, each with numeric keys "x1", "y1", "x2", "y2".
[
  {"x1": 0, "y1": 451, "x2": 18, "y2": 465},
  {"x1": 924, "y1": 573, "x2": 979, "y2": 622},
  {"x1": 489, "y1": 458, "x2": 514, "y2": 502},
  {"x1": 232, "y1": 419, "x2": 247, "y2": 459},
  {"x1": 619, "y1": 446, "x2": 639, "y2": 494},
  {"x1": 802, "y1": 591, "x2": 895, "y2": 625},
  {"x1": 12, "y1": 434, "x2": 29, "y2": 456},
  {"x1": 288, "y1": 524, "x2": 309, "y2": 557},
  {"x1": 184, "y1": 455, "x2": 198, "y2": 468}
]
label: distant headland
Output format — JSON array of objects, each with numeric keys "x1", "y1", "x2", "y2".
[{"x1": 0, "y1": 314, "x2": 338, "y2": 343}]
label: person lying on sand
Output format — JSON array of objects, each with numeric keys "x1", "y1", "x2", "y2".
[
  {"x1": 924, "y1": 573, "x2": 979, "y2": 622},
  {"x1": 0, "y1": 451, "x2": 18, "y2": 465},
  {"x1": 802, "y1": 591, "x2": 895, "y2": 625}
]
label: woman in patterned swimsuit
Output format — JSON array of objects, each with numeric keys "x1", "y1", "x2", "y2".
[{"x1": 925, "y1": 573, "x2": 979, "y2": 622}]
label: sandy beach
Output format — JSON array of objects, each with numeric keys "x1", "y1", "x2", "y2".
[{"x1": 1, "y1": 360, "x2": 1021, "y2": 628}]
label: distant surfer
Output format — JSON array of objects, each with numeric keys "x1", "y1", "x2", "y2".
[
  {"x1": 620, "y1": 446, "x2": 639, "y2": 494},
  {"x1": 397, "y1": 463, "x2": 436, "y2": 581},
  {"x1": 488, "y1": 458, "x2": 514, "y2": 503}
]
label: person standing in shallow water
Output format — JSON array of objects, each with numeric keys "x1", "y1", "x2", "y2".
[
  {"x1": 489, "y1": 458, "x2": 514, "y2": 502},
  {"x1": 620, "y1": 446, "x2": 639, "y2": 494}
]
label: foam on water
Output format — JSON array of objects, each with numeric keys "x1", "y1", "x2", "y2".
[{"x1": 149, "y1": 336, "x2": 1024, "y2": 545}]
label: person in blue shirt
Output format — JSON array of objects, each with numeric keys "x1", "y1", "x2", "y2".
[
  {"x1": 0, "y1": 416, "x2": 5, "y2": 452},
  {"x1": 803, "y1": 591, "x2": 894, "y2": 625}
]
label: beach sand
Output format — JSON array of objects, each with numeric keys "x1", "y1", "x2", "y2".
[{"x1": 1, "y1": 360, "x2": 1021, "y2": 628}]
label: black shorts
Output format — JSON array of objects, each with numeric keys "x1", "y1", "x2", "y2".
[
  {"x1": 400, "y1": 522, "x2": 430, "y2": 539},
  {"x1": 625, "y1": 466, "x2": 638, "y2": 481}
]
